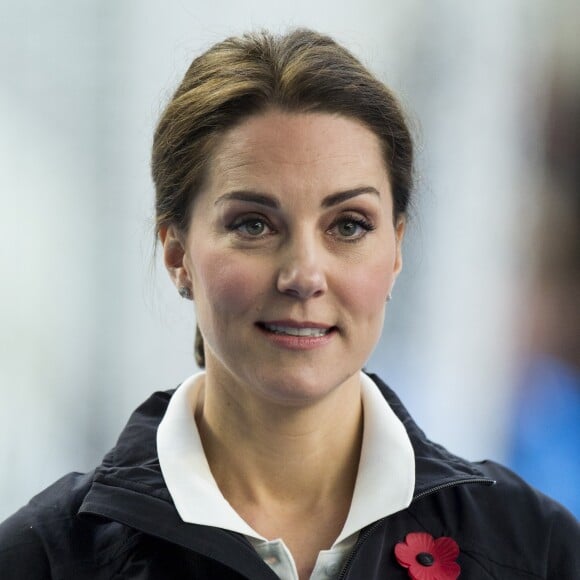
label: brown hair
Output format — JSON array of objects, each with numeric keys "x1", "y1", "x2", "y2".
[{"x1": 152, "y1": 28, "x2": 415, "y2": 367}]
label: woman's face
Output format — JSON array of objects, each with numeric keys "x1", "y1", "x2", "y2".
[{"x1": 163, "y1": 110, "x2": 405, "y2": 406}]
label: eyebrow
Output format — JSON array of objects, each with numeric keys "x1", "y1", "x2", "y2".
[
  {"x1": 215, "y1": 191, "x2": 280, "y2": 208},
  {"x1": 321, "y1": 186, "x2": 380, "y2": 207},
  {"x1": 214, "y1": 186, "x2": 380, "y2": 209}
]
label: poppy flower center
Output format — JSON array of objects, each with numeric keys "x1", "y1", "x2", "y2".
[{"x1": 416, "y1": 552, "x2": 435, "y2": 566}]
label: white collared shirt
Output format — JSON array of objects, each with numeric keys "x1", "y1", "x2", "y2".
[{"x1": 157, "y1": 372, "x2": 415, "y2": 580}]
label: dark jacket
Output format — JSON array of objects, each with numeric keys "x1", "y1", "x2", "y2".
[{"x1": 1, "y1": 374, "x2": 578, "y2": 579}]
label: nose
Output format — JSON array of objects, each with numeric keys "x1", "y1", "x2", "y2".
[{"x1": 276, "y1": 233, "x2": 328, "y2": 299}]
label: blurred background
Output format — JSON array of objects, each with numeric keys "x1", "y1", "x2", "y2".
[{"x1": 1, "y1": 0, "x2": 578, "y2": 520}]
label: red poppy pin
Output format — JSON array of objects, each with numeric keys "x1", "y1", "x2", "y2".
[{"x1": 394, "y1": 532, "x2": 460, "y2": 579}]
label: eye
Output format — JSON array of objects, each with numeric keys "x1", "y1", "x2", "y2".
[
  {"x1": 331, "y1": 215, "x2": 375, "y2": 241},
  {"x1": 228, "y1": 216, "x2": 274, "y2": 238}
]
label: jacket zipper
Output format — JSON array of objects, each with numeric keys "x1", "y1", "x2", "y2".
[{"x1": 336, "y1": 477, "x2": 495, "y2": 580}]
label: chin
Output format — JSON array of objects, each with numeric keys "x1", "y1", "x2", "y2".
[{"x1": 252, "y1": 367, "x2": 358, "y2": 407}]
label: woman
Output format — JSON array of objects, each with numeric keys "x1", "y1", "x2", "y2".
[{"x1": 1, "y1": 29, "x2": 578, "y2": 580}]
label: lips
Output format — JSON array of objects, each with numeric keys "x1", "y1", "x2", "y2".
[
  {"x1": 257, "y1": 321, "x2": 336, "y2": 337},
  {"x1": 262, "y1": 323, "x2": 329, "y2": 337}
]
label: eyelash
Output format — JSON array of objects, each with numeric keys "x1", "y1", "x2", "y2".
[
  {"x1": 226, "y1": 213, "x2": 376, "y2": 241},
  {"x1": 226, "y1": 215, "x2": 275, "y2": 238},
  {"x1": 329, "y1": 214, "x2": 376, "y2": 242}
]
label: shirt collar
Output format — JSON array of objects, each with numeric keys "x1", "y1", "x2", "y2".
[{"x1": 157, "y1": 371, "x2": 415, "y2": 546}]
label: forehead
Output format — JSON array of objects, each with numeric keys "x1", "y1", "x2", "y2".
[{"x1": 204, "y1": 110, "x2": 389, "y2": 192}]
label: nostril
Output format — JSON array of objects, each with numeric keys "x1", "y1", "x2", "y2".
[
  {"x1": 282, "y1": 287, "x2": 303, "y2": 298},
  {"x1": 276, "y1": 268, "x2": 327, "y2": 299}
]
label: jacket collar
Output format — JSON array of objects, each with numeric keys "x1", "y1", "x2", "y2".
[
  {"x1": 78, "y1": 374, "x2": 492, "y2": 555},
  {"x1": 156, "y1": 371, "x2": 415, "y2": 545}
]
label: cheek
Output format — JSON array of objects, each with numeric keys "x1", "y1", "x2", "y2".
[
  {"x1": 191, "y1": 248, "x2": 268, "y2": 316},
  {"x1": 349, "y1": 270, "x2": 389, "y2": 308},
  {"x1": 335, "y1": 255, "x2": 394, "y2": 318}
]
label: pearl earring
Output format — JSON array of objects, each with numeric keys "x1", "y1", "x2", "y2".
[{"x1": 178, "y1": 286, "x2": 193, "y2": 300}]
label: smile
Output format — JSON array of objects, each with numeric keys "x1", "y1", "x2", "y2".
[{"x1": 261, "y1": 323, "x2": 331, "y2": 337}]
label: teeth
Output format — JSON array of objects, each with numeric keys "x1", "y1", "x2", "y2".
[{"x1": 263, "y1": 324, "x2": 330, "y2": 337}]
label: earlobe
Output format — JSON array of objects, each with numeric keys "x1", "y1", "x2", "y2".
[{"x1": 159, "y1": 225, "x2": 193, "y2": 296}]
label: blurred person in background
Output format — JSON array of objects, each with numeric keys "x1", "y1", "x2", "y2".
[
  {"x1": 508, "y1": 53, "x2": 580, "y2": 518},
  {"x1": 0, "y1": 29, "x2": 578, "y2": 580}
]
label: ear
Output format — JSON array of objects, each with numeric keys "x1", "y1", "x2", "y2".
[
  {"x1": 392, "y1": 217, "x2": 406, "y2": 278},
  {"x1": 159, "y1": 225, "x2": 193, "y2": 297}
]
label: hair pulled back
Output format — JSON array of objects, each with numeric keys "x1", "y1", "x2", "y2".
[{"x1": 152, "y1": 28, "x2": 414, "y2": 368}]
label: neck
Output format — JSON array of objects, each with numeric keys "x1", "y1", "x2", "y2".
[{"x1": 195, "y1": 370, "x2": 364, "y2": 509}]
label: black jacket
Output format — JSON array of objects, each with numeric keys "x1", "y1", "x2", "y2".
[{"x1": 1, "y1": 374, "x2": 578, "y2": 579}]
